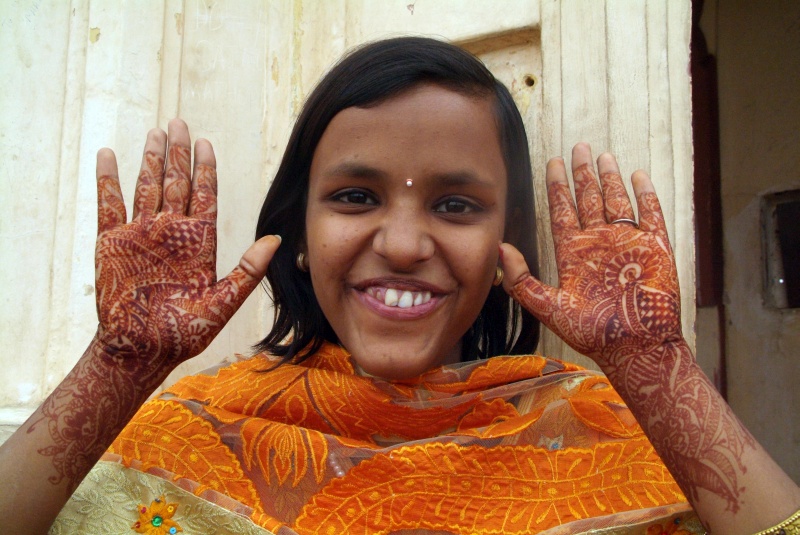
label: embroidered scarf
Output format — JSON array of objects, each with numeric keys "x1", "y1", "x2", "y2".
[{"x1": 53, "y1": 343, "x2": 703, "y2": 534}]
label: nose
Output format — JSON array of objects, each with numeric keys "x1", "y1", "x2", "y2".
[{"x1": 372, "y1": 204, "x2": 435, "y2": 270}]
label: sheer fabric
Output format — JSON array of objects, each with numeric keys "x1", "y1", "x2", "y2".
[{"x1": 52, "y1": 342, "x2": 703, "y2": 534}]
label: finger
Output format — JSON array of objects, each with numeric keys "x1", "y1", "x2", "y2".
[
  {"x1": 96, "y1": 148, "x2": 127, "y2": 233},
  {"x1": 204, "y1": 235, "x2": 282, "y2": 322},
  {"x1": 546, "y1": 157, "x2": 580, "y2": 249},
  {"x1": 631, "y1": 170, "x2": 669, "y2": 240},
  {"x1": 571, "y1": 143, "x2": 605, "y2": 228},
  {"x1": 188, "y1": 138, "x2": 218, "y2": 221},
  {"x1": 500, "y1": 243, "x2": 559, "y2": 319},
  {"x1": 162, "y1": 118, "x2": 192, "y2": 214},
  {"x1": 132, "y1": 128, "x2": 167, "y2": 219},
  {"x1": 597, "y1": 152, "x2": 636, "y2": 223}
]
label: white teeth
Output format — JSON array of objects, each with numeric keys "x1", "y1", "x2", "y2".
[
  {"x1": 370, "y1": 287, "x2": 434, "y2": 308},
  {"x1": 398, "y1": 291, "x2": 414, "y2": 308},
  {"x1": 384, "y1": 288, "x2": 399, "y2": 306}
]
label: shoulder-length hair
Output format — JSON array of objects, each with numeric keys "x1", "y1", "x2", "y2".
[{"x1": 254, "y1": 36, "x2": 539, "y2": 362}]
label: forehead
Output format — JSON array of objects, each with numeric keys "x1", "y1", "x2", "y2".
[{"x1": 310, "y1": 84, "x2": 506, "y2": 183}]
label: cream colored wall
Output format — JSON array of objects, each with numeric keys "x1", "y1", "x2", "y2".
[
  {"x1": 711, "y1": 0, "x2": 800, "y2": 481},
  {"x1": 0, "y1": 0, "x2": 693, "y2": 443}
]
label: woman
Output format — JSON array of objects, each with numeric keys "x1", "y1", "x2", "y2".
[{"x1": 1, "y1": 37, "x2": 798, "y2": 535}]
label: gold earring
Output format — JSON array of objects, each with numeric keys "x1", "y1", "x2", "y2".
[
  {"x1": 493, "y1": 266, "x2": 504, "y2": 286},
  {"x1": 296, "y1": 252, "x2": 309, "y2": 272}
]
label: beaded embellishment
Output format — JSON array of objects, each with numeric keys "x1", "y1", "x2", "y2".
[
  {"x1": 752, "y1": 509, "x2": 800, "y2": 535},
  {"x1": 646, "y1": 516, "x2": 694, "y2": 535},
  {"x1": 132, "y1": 495, "x2": 182, "y2": 534}
]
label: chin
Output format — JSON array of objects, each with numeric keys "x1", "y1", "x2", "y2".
[{"x1": 350, "y1": 345, "x2": 454, "y2": 381}]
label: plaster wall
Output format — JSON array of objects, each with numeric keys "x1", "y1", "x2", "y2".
[
  {"x1": 0, "y1": 1, "x2": 694, "y2": 445},
  {"x1": 714, "y1": 0, "x2": 800, "y2": 481}
]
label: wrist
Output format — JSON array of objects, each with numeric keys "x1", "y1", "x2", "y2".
[
  {"x1": 87, "y1": 331, "x2": 174, "y2": 392},
  {"x1": 597, "y1": 335, "x2": 692, "y2": 375}
]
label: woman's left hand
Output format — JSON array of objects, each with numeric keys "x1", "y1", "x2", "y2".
[{"x1": 501, "y1": 143, "x2": 683, "y2": 368}]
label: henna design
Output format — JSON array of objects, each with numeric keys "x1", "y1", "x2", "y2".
[
  {"x1": 188, "y1": 164, "x2": 218, "y2": 219},
  {"x1": 28, "y1": 342, "x2": 150, "y2": 493},
  {"x1": 573, "y1": 163, "x2": 605, "y2": 228},
  {"x1": 513, "y1": 179, "x2": 756, "y2": 513},
  {"x1": 600, "y1": 171, "x2": 635, "y2": 222},
  {"x1": 133, "y1": 151, "x2": 165, "y2": 217},
  {"x1": 609, "y1": 341, "x2": 756, "y2": 513},
  {"x1": 30, "y1": 132, "x2": 261, "y2": 494},
  {"x1": 97, "y1": 174, "x2": 126, "y2": 232},
  {"x1": 163, "y1": 145, "x2": 191, "y2": 213}
]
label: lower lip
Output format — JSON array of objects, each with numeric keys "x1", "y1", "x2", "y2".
[{"x1": 352, "y1": 289, "x2": 442, "y2": 320}]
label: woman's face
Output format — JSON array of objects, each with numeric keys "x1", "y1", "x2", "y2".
[{"x1": 306, "y1": 84, "x2": 507, "y2": 379}]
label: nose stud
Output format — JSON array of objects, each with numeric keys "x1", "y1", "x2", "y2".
[{"x1": 406, "y1": 179, "x2": 413, "y2": 187}]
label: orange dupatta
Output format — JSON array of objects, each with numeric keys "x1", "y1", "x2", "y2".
[{"x1": 100, "y1": 342, "x2": 700, "y2": 534}]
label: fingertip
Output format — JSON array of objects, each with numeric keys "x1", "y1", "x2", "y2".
[
  {"x1": 146, "y1": 127, "x2": 167, "y2": 145},
  {"x1": 596, "y1": 152, "x2": 619, "y2": 169},
  {"x1": 572, "y1": 141, "x2": 591, "y2": 152},
  {"x1": 257, "y1": 233, "x2": 283, "y2": 253},
  {"x1": 167, "y1": 118, "x2": 190, "y2": 147},
  {"x1": 571, "y1": 142, "x2": 595, "y2": 172},
  {"x1": 239, "y1": 235, "x2": 282, "y2": 279},
  {"x1": 96, "y1": 148, "x2": 118, "y2": 175},
  {"x1": 631, "y1": 169, "x2": 655, "y2": 193},
  {"x1": 499, "y1": 243, "x2": 532, "y2": 292},
  {"x1": 168, "y1": 117, "x2": 188, "y2": 131},
  {"x1": 194, "y1": 138, "x2": 216, "y2": 167},
  {"x1": 545, "y1": 157, "x2": 567, "y2": 184},
  {"x1": 96, "y1": 147, "x2": 116, "y2": 160}
]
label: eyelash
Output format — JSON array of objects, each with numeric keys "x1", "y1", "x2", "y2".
[
  {"x1": 433, "y1": 198, "x2": 479, "y2": 214},
  {"x1": 331, "y1": 189, "x2": 378, "y2": 205},
  {"x1": 330, "y1": 189, "x2": 482, "y2": 215}
]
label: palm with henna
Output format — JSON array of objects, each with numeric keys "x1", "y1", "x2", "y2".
[
  {"x1": 94, "y1": 122, "x2": 263, "y2": 370},
  {"x1": 500, "y1": 143, "x2": 800, "y2": 534},
  {"x1": 0, "y1": 119, "x2": 281, "y2": 533}
]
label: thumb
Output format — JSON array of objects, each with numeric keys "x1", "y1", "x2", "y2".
[
  {"x1": 205, "y1": 235, "x2": 282, "y2": 321},
  {"x1": 499, "y1": 242, "x2": 559, "y2": 319},
  {"x1": 499, "y1": 242, "x2": 533, "y2": 292},
  {"x1": 239, "y1": 234, "x2": 282, "y2": 281}
]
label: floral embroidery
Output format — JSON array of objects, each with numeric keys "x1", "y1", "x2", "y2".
[
  {"x1": 646, "y1": 516, "x2": 693, "y2": 535},
  {"x1": 132, "y1": 496, "x2": 182, "y2": 534}
]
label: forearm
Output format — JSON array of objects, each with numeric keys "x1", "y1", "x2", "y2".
[
  {"x1": 0, "y1": 337, "x2": 171, "y2": 534},
  {"x1": 601, "y1": 339, "x2": 800, "y2": 534}
]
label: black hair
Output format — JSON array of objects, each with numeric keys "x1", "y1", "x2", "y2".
[{"x1": 254, "y1": 36, "x2": 539, "y2": 362}]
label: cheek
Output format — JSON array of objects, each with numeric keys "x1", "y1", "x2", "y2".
[
  {"x1": 307, "y1": 218, "x2": 364, "y2": 276},
  {"x1": 445, "y1": 231, "x2": 500, "y2": 285}
]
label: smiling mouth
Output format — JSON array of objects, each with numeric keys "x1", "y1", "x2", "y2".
[{"x1": 365, "y1": 287, "x2": 433, "y2": 308}]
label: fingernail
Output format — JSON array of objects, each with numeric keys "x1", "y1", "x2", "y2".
[{"x1": 274, "y1": 235, "x2": 282, "y2": 243}]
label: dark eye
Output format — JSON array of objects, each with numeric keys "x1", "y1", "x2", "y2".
[
  {"x1": 332, "y1": 189, "x2": 377, "y2": 205},
  {"x1": 434, "y1": 198, "x2": 478, "y2": 214}
]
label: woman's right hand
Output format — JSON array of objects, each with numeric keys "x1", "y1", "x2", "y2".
[{"x1": 94, "y1": 119, "x2": 280, "y2": 373}]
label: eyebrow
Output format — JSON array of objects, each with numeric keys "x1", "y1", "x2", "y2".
[
  {"x1": 324, "y1": 162, "x2": 388, "y2": 180},
  {"x1": 324, "y1": 162, "x2": 495, "y2": 189}
]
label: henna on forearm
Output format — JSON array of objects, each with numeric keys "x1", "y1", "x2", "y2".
[
  {"x1": 33, "y1": 142, "x2": 254, "y2": 494},
  {"x1": 510, "y1": 153, "x2": 760, "y2": 517},
  {"x1": 513, "y1": 269, "x2": 755, "y2": 514},
  {"x1": 26, "y1": 338, "x2": 169, "y2": 493},
  {"x1": 600, "y1": 339, "x2": 756, "y2": 514},
  {"x1": 0, "y1": 121, "x2": 277, "y2": 534}
]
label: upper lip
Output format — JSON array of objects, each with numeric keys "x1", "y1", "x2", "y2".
[{"x1": 352, "y1": 277, "x2": 448, "y2": 294}]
